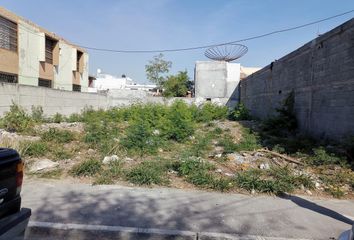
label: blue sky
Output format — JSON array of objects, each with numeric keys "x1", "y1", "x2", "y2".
[{"x1": 2, "y1": 0, "x2": 354, "y2": 83}]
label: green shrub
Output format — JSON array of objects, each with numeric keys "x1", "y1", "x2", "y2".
[
  {"x1": 52, "y1": 113, "x2": 65, "y2": 123},
  {"x1": 176, "y1": 158, "x2": 214, "y2": 176},
  {"x1": 2, "y1": 103, "x2": 33, "y2": 132},
  {"x1": 230, "y1": 103, "x2": 251, "y2": 121},
  {"x1": 41, "y1": 128, "x2": 75, "y2": 143},
  {"x1": 189, "y1": 134, "x2": 212, "y2": 157},
  {"x1": 31, "y1": 106, "x2": 45, "y2": 123},
  {"x1": 71, "y1": 159, "x2": 102, "y2": 177},
  {"x1": 162, "y1": 71, "x2": 189, "y2": 97},
  {"x1": 234, "y1": 128, "x2": 260, "y2": 152},
  {"x1": 196, "y1": 102, "x2": 228, "y2": 122},
  {"x1": 67, "y1": 113, "x2": 82, "y2": 123},
  {"x1": 93, "y1": 161, "x2": 124, "y2": 185},
  {"x1": 121, "y1": 119, "x2": 160, "y2": 156},
  {"x1": 84, "y1": 120, "x2": 119, "y2": 154},
  {"x1": 126, "y1": 161, "x2": 168, "y2": 185},
  {"x1": 218, "y1": 136, "x2": 237, "y2": 154},
  {"x1": 164, "y1": 100, "x2": 195, "y2": 142},
  {"x1": 307, "y1": 147, "x2": 342, "y2": 166},
  {"x1": 262, "y1": 92, "x2": 297, "y2": 135},
  {"x1": 234, "y1": 167, "x2": 313, "y2": 195},
  {"x1": 22, "y1": 141, "x2": 48, "y2": 157}
]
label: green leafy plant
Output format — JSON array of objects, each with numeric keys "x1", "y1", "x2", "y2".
[
  {"x1": 71, "y1": 159, "x2": 102, "y2": 177},
  {"x1": 22, "y1": 141, "x2": 48, "y2": 157},
  {"x1": 163, "y1": 71, "x2": 189, "y2": 97},
  {"x1": 196, "y1": 102, "x2": 228, "y2": 123},
  {"x1": 126, "y1": 161, "x2": 169, "y2": 185},
  {"x1": 41, "y1": 128, "x2": 75, "y2": 143},
  {"x1": 163, "y1": 100, "x2": 195, "y2": 142},
  {"x1": 230, "y1": 103, "x2": 251, "y2": 120},
  {"x1": 121, "y1": 119, "x2": 160, "y2": 156},
  {"x1": 31, "y1": 106, "x2": 45, "y2": 123},
  {"x1": 52, "y1": 113, "x2": 65, "y2": 123},
  {"x1": 307, "y1": 147, "x2": 342, "y2": 166},
  {"x1": 234, "y1": 166, "x2": 313, "y2": 195},
  {"x1": 145, "y1": 53, "x2": 172, "y2": 87},
  {"x1": 2, "y1": 103, "x2": 33, "y2": 132}
]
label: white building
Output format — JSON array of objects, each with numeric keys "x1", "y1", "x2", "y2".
[{"x1": 88, "y1": 69, "x2": 157, "y2": 93}]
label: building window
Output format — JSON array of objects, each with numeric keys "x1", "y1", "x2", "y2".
[
  {"x1": 38, "y1": 78, "x2": 52, "y2": 88},
  {"x1": 0, "y1": 16, "x2": 17, "y2": 51},
  {"x1": 0, "y1": 72, "x2": 17, "y2": 83},
  {"x1": 77, "y1": 51, "x2": 83, "y2": 71},
  {"x1": 73, "y1": 84, "x2": 81, "y2": 92},
  {"x1": 45, "y1": 37, "x2": 56, "y2": 64}
]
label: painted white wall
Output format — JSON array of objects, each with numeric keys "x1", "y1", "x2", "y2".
[
  {"x1": 54, "y1": 42, "x2": 75, "y2": 91},
  {"x1": 226, "y1": 62, "x2": 240, "y2": 98},
  {"x1": 18, "y1": 20, "x2": 42, "y2": 86}
]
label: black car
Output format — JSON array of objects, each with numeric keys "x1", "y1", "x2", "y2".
[{"x1": 0, "y1": 148, "x2": 31, "y2": 239}]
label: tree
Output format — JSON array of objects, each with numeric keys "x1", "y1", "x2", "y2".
[
  {"x1": 145, "y1": 53, "x2": 172, "y2": 87},
  {"x1": 163, "y1": 71, "x2": 189, "y2": 97}
]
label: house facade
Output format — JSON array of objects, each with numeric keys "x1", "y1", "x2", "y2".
[{"x1": 0, "y1": 7, "x2": 89, "y2": 92}]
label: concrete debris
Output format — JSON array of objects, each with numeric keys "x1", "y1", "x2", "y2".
[
  {"x1": 214, "y1": 146, "x2": 224, "y2": 154},
  {"x1": 87, "y1": 149, "x2": 95, "y2": 155},
  {"x1": 29, "y1": 159, "x2": 59, "y2": 173},
  {"x1": 215, "y1": 169, "x2": 223, "y2": 173},
  {"x1": 103, "y1": 155, "x2": 119, "y2": 165},
  {"x1": 168, "y1": 170, "x2": 178, "y2": 174},
  {"x1": 0, "y1": 129, "x2": 40, "y2": 142},
  {"x1": 211, "y1": 98, "x2": 222, "y2": 106},
  {"x1": 259, "y1": 163, "x2": 270, "y2": 170},
  {"x1": 224, "y1": 173, "x2": 234, "y2": 177},
  {"x1": 124, "y1": 157, "x2": 134, "y2": 162},
  {"x1": 35, "y1": 122, "x2": 84, "y2": 133},
  {"x1": 227, "y1": 153, "x2": 245, "y2": 164},
  {"x1": 306, "y1": 190, "x2": 313, "y2": 195},
  {"x1": 195, "y1": 97, "x2": 206, "y2": 107},
  {"x1": 214, "y1": 153, "x2": 223, "y2": 158}
]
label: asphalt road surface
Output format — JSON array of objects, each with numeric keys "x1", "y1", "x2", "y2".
[{"x1": 21, "y1": 179, "x2": 354, "y2": 239}]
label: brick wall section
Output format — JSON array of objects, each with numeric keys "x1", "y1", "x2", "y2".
[{"x1": 240, "y1": 18, "x2": 354, "y2": 140}]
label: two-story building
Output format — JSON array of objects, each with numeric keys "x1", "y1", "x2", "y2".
[{"x1": 0, "y1": 7, "x2": 89, "y2": 92}]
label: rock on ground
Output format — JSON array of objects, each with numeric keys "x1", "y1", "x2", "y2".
[{"x1": 29, "y1": 159, "x2": 59, "y2": 173}]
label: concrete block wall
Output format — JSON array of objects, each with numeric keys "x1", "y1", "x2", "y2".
[
  {"x1": 240, "y1": 18, "x2": 354, "y2": 140},
  {"x1": 0, "y1": 82, "x2": 108, "y2": 116},
  {"x1": 0, "y1": 82, "x2": 197, "y2": 117}
]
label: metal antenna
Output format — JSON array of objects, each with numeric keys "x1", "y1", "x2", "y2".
[{"x1": 204, "y1": 44, "x2": 248, "y2": 62}]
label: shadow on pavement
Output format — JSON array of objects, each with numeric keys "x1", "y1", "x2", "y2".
[{"x1": 281, "y1": 194, "x2": 353, "y2": 225}]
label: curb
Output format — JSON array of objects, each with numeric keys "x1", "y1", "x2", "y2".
[{"x1": 26, "y1": 221, "x2": 313, "y2": 240}]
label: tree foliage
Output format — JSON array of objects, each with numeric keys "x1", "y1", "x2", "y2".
[
  {"x1": 145, "y1": 53, "x2": 172, "y2": 87},
  {"x1": 163, "y1": 71, "x2": 189, "y2": 97}
]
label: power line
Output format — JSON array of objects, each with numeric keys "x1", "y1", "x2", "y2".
[{"x1": 76, "y1": 9, "x2": 354, "y2": 53}]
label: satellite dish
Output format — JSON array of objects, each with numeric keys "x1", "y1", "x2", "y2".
[{"x1": 204, "y1": 44, "x2": 248, "y2": 62}]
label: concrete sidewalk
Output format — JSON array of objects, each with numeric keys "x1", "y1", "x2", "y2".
[{"x1": 21, "y1": 179, "x2": 354, "y2": 239}]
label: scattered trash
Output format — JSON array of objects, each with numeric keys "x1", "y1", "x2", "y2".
[{"x1": 103, "y1": 155, "x2": 119, "y2": 165}]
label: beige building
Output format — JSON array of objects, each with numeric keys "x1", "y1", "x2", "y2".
[{"x1": 0, "y1": 7, "x2": 89, "y2": 92}]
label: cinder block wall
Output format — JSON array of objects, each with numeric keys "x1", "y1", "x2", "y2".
[
  {"x1": 0, "y1": 83, "x2": 196, "y2": 117},
  {"x1": 240, "y1": 18, "x2": 354, "y2": 140}
]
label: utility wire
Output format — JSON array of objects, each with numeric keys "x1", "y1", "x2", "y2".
[{"x1": 76, "y1": 9, "x2": 354, "y2": 53}]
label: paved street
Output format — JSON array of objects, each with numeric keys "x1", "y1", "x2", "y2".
[{"x1": 22, "y1": 179, "x2": 354, "y2": 239}]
